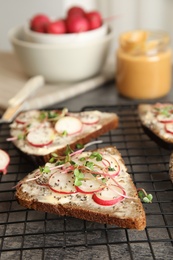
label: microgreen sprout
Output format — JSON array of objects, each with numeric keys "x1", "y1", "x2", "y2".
[
  {"x1": 39, "y1": 111, "x2": 47, "y2": 121},
  {"x1": 85, "y1": 161, "x2": 94, "y2": 170},
  {"x1": 65, "y1": 145, "x2": 73, "y2": 155},
  {"x1": 137, "y1": 188, "x2": 153, "y2": 203},
  {"x1": 39, "y1": 165, "x2": 51, "y2": 174},
  {"x1": 17, "y1": 133, "x2": 26, "y2": 140},
  {"x1": 79, "y1": 157, "x2": 86, "y2": 161},
  {"x1": 74, "y1": 168, "x2": 84, "y2": 186},
  {"x1": 62, "y1": 130, "x2": 68, "y2": 137},
  {"x1": 89, "y1": 152, "x2": 102, "y2": 161},
  {"x1": 76, "y1": 143, "x2": 84, "y2": 149},
  {"x1": 49, "y1": 152, "x2": 59, "y2": 163},
  {"x1": 108, "y1": 167, "x2": 115, "y2": 171}
]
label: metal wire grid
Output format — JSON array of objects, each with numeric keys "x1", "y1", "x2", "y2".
[{"x1": 0, "y1": 104, "x2": 173, "y2": 260}]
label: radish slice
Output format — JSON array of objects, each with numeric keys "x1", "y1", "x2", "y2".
[
  {"x1": 49, "y1": 171, "x2": 77, "y2": 194},
  {"x1": 55, "y1": 116, "x2": 83, "y2": 135},
  {"x1": 156, "y1": 114, "x2": 173, "y2": 123},
  {"x1": 15, "y1": 110, "x2": 40, "y2": 124},
  {"x1": 80, "y1": 113, "x2": 100, "y2": 125},
  {"x1": 165, "y1": 123, "x2": 173, "y2": 134},
  {"x1": 92, "y1": 185, "x2": 125, "y2": 206},
  {"x1": 0, "y1": 149, "x2": 10, "y2": 175},
  {"x1": 26, "y1": 127, "x2": 54, "y2": 147},
  {"x1": 75, "y1": 172, "x2": 104, "y2": 194}
]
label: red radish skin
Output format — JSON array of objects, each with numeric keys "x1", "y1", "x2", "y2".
[
  {"x1": 66, "y1": 15, "x2": 90, "y2": 33},
  {"x1": 15, "y1": 110, "x2": 40, "y2": 125},
  {"x1": 0, "y1": 149, "x2": 10, "y2": 175},
  {"x1": 76, "y1": 185, "x2": 103, "y2": 194},
  {"x1": 67, "y1": 6, "x2": 85, "y2": 18},
  {"x1": 46, "y1": 20, "x2": 67, "y2": 34},
  {"x1": 85, "y1": 11, "x2": 102, "y2": 30},
  {"x1": 26, "y1": 127, "x2": 54, "y2": 147},
  {"x1": 30, "y1": 14, "x2": 50, "y2": 33},
  {"x1": 92, "y1": 186, "x2": 125, "y2": 206},
  {"x1": 80, "y1": 114, "x2": 100, "y2": 125},
  {"x1": 157, "y1": 114, "x2": 173, "y2": 123},
  {"x1": 165, "y1": 123, "x2": 173, "y2": 134}
]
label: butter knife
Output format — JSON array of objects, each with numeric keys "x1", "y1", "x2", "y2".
[{"x1": 0, "y1": 75, "x2": 44, "y2": 123}]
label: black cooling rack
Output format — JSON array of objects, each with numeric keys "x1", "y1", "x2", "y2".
[{"x1": 0, "y1": 104, "x2": 173, "y2": 260}]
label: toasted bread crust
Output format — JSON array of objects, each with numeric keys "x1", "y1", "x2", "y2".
[
  {"x1": 16, "y1": 193, "x2": 146, "y2": 230},
  {"x1": 15, "y1": 146, "x2": 146, "y2": 230}
]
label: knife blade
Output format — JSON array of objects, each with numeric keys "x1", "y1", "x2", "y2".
[{"x1": 0, "y1": 75, "x2": 44, "y2": 124}]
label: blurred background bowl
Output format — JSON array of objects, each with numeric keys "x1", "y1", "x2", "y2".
[
  {"x1": 23, "y1": 23, "x2": 108, "y2": 44},
  {"x1": 8, "y1": 26, "x2": 113, "y2": 83}
]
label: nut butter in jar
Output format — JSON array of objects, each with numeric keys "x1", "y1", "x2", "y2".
[{"x1": 116, "y1": 30, "x2": 172, "y2": 99}]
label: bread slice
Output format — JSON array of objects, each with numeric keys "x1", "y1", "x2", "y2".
[
  {"x1": 15, "y1": 146, "x2": 146, "y2": 230},
  {"x1": 138, "y1": 103, "x2": 173, "y2": 145},
  {"x1": 9, "y1": 109, "x2": 119, "y2": 162}
]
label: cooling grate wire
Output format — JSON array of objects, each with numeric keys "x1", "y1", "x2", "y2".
[{"x1": 0, "y1": 104, "x2": 173, "y2": 260}]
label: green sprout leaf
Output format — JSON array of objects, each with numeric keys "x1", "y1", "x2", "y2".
[
  {"x1": 90, "y1": 152, "x2": 102, "y2": 161},
  {"x1": 74, "y1": 168, "x2": 84, "y2": 186},
  {"x1": 17, "y1": 133, "x2": 26, "y2": 140},
  {"x1": 137, "y1": 189, "x2": 153, "y2": 203},
  {"x1": 85, "y1": 161, "x2": 94, "y2": 170},
  {"x1": 62, "y1": 130, "x2": 68, "y2": 137},
  {"x1": 65, "y1": 145, "x2": 73, "y2": 156},
  {"x1": 76, "y1": 143, "x2": 84, "y2": 149},
  {"x1": 39, "y1": 165, "x2": 51, "y2": 174}
]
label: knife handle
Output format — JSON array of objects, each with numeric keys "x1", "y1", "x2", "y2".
[{"x1": 8, "y1": 75, "x2": 44, "y2": 107}]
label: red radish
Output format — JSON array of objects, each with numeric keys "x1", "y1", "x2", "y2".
[
  {"x1": 85, "y1": 11, "x2": 102, "y2": 30},
  {"x1": 92, "y1": 185, "x2": 125, "y2": 206},
  {"x1": 165, "y1": 123, "x2": 173, "y2": 134},
  {"x1": 67, "y1": 6, "x2": 85, "y2": 18},
  {"x1": 80, "y1": 113, "x2": 100, "y2": 125},
  {"x1": 46, "y1": 19, "x2": 67, "y2": 34},
  {"x1": 157, "y1": 114, "x2": 173, "y2": 123},
  {"x1": 55, "y1": 116, "x2": 83, "y2": 135},
  {"x1": 49, "y1": 171, "x2": 77, "y2": 194},
  {"x1": 0, "y1": 149, "x2": 10, "y2": 175},
  {"x1": 66, "y1": 15, "x2": 90, "y2": 33},
  {"x1": 26, "y1": 127, "x2": 54, "y2": 147},
  {"x1": 15, "y1": 110, "x2": 40, "y2": 125},
  {"x1": 75, "y1": 172, "x2": 104, "y2": 194},
  {"x1": 30, "y1": 14, "x2": 50, "y2": 33}
]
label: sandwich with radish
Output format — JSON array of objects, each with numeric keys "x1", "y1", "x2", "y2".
[
  {"x1": 15, "y1": 144, "x2": 146, "y2": 230},
  {"x1": 8, "y1": 108, "x2": 119, "y2": 162},
  {"x1": 138, "y1": 103, "x2": 173, "y2": 145}
]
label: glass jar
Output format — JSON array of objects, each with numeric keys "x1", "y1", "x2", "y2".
[{"x1": 116, "y1": 30, "x2": 172, "y2": 99}]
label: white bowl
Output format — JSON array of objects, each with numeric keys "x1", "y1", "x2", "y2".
[
  {"x1": 8, "y1": 26, "x2": 113, "y2": 83},
  {"x1": 23, "y1": 23, "x2": 108, "y2": 44}
]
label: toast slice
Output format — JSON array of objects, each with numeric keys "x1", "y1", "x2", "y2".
[
  {"x1": 8, "y1": 109, "x2": 119, "y2": 162},
  {"x1": 15, "y1": 146, "x2": 146, "y2": 230},
  {"x1": 138, "y1": 103, "x2": 173, "y2": 145}
]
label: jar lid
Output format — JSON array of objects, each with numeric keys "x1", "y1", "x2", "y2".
[{"x1": 119, "y1": 30, "x2": 170, "y2": 55}]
